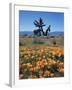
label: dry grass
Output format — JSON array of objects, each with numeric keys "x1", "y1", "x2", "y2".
[{"x1": 19, "y1": 36, "x2": 64, "y2": 47}]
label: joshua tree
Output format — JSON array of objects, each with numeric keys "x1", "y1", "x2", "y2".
[
  {"x1": 33, "y1": 18, "x2": 51, "y2": 36},
  {"x1": 33, "y1": 18, "x2": 45, "y2": 36},
  {"x1": 45, "y1": 25, "x2": 51, "y2": 36}
]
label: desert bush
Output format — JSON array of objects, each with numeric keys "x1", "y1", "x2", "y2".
[
  {"x1": 19, "y1": 42, "x2": 23, "y2": 46},
  {"x1": 19, "y1": 42, "x2": 26, "y2": 46},
  {"x1": 24, "y1": 34, "x2": 28, "y2": 36},
  {"x1": 27, "y1": 35, "x2": 32, "y2": 38},
  {"x1": 53, "y1": 40, "x2": 56, "y2": 46},
  {"x1": 50, "y1": 36, "x2": 55, "y2": 38}
]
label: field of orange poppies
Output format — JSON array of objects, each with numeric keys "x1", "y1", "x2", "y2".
[{"x1": 19, "y1": 46, "x2": 64, "y2": 79}]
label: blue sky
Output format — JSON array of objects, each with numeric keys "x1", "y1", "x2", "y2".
[{"x1": 19, "y1": 10, "x2": 64, "y2": 32}]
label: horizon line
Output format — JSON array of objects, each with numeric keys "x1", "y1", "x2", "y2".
[{"x1": 19, "y1": 31, "x2": 64, "y2": 32}]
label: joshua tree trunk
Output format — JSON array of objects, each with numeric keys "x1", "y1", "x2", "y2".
[
  {"x1": 45, "y1": 25, "x2": 51, "y2": 36},
  {"x1": 41, "y1": 28, "x2": 45, "y2": 36},
  {"x1": 45, "y1": 30, "x2": 48, "y2": 36}
]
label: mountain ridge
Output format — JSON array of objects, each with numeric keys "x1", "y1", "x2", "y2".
[{"x1": 19, "y1": 31, "x2": 64, "y2": 36}]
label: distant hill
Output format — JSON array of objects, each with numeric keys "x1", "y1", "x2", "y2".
[
  {"x1": 19, "y1": 31, "x2": 64, "y2": 36},
  {"x1": 49, "y1": 31, "x2": 64, "y2": 36},
  {"x1": 20, "y1": 31, "x2": 33, "y2": 36}
]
